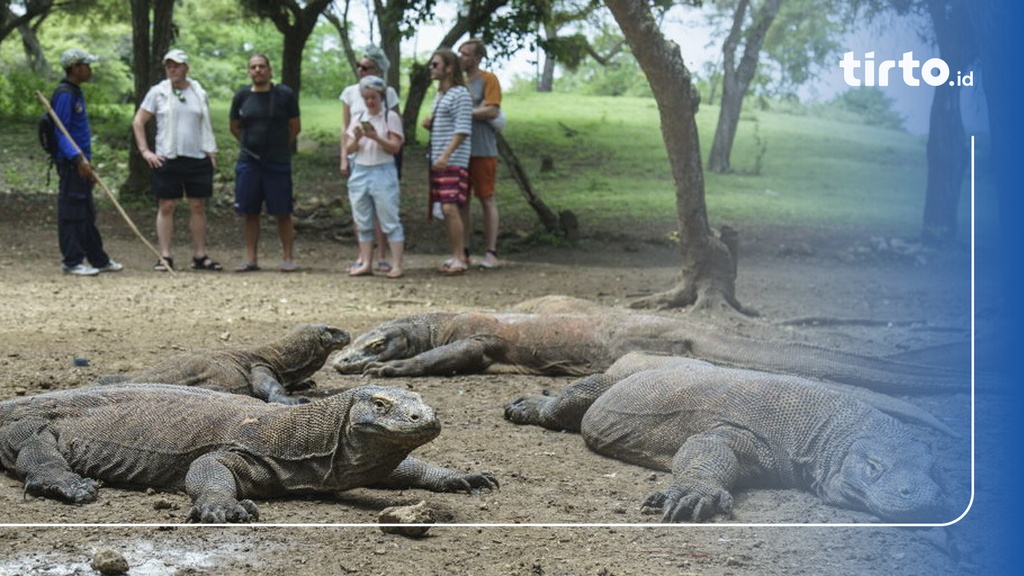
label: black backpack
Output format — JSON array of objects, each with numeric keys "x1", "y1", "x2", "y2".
[{"x1": 39, "y1": 83, "x2": 74, "y2": 160}]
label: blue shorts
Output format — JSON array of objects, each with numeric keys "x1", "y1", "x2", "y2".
[{"x1": 233, "y1": 160, "x2": 293, "y2": 215}]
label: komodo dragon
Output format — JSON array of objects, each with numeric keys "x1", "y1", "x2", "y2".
[
  {"x1": 98, "y1": 324, "x2": 351, "y2": 404},
  {"x1": 331, "y1": 312, "x2": 965, "y2": 395},
  {"x1": 0, "y1": 383, "x2": 497, "y2": 523},
  {"x1": 504, "y1": 352, "x2": 950, "y2": 523}
]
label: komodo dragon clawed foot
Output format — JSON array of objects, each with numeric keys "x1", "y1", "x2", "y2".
[
  {"x1": 188, "y1": 496, "x2": 260, "y2": 524},
  {"x1": 641, "y1": 484, "x2": 734, "y2": 523},
  {"x1": 24, "y1": 473, "x2": 101, "y2": 504},
  {"x1": 377, "y1": 456, "x2": 499, "y2": 494},
  {"x1": 437, "y1": 471, "x2": 499, "y2": 494},
  {"x1": 503, "y1": 395, "x2": 552, "y2": 427}
]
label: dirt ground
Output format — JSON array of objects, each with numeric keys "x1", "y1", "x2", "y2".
[{"x1": 0, "y1": 190, "x2": 989, "y2": 575}]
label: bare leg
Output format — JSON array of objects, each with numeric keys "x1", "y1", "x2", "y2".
[
  {"x1": 349, "y1": 240, "x2": 373, "y2": 276},
  {"x1": 481, "y1": 195, "x2": 499, "y2": 255},
  {"x1": 243, "y1": 214, "x2": 260, "y2": 265},
  {"x1": 156, "y1": 198, "x2": 176, "y2": 259},
  {"x1": 459, "y1": 201, "x2": 473, "y2": 254},
  {"x1": 374, "y1": 219, "x2": 388, "y2": 264},
  {"x1": 441, "y1": 203, "x2": 466, "y2": 267},
  {"x1": 387, "y1": 239, "x2": 404, "y2": 277},
  {"x1": 187, "y1": 197, "x2": 207, "y2": 258},
  {"x1": 276, "y1": 214, "x2": 294, "y2": 264}
]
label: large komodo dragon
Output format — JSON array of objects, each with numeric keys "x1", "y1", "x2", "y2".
[
  {"x1": 504, "y1": 352, "x2": 951, "y2": 523},
  {"x1": 0, "y1": 383, "x2": 497, "y2": 523},
  {"x1": 332, "y1": 311, "x2": 965, "y2": 395},
  {"x1": 99, "y1": 324, "x2": 351, "y2": 404}
]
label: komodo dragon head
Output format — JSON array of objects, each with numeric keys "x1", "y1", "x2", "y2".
[
  {"x1": 819, "y1": 432, "x2": 948, "y2": 522},
  {"x1": 331, "y1": 314, "x2": 441, "y2": 374},
  {"x1": 345, "y1": 385, "x2": 441, "y2": 448},
  {"x1": 272, "y1": 323, "x2": 351, "y2": 377}
]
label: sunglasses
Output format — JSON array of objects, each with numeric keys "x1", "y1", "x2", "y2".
[
  {"x1": 357, "y1": 63, "x2": 376, "y2": 72},
  {"x1": 172, "y1": 88, "x2": 186, "y2": 103}
]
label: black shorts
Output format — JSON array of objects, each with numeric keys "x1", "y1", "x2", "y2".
[{"x1": 153, "y1": 156, "x2": 214, "y2": 200}]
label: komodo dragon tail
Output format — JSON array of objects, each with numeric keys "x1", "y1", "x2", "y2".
[{"x1": 693, "y1": 333, "x2": 969, "y2": 396}]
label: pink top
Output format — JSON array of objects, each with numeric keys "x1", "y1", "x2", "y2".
[{"x1": 346, "y1": 110, "x2": 405, "y2": 167}]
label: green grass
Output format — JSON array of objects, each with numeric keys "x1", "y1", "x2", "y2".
[
  {"x1": 496, "y1": 92, "x2": 943, "y2": 237},
  {"x1": 5, "y1": 91, "x2": 974, "y2": 242}
]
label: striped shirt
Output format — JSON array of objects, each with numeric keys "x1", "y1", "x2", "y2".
[{"x1": 429, "y1": 85, "x2": 472, "y2": 168}]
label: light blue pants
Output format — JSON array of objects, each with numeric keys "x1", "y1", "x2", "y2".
[{"x1": 348, "y1": 162, "x2": 404, "y2": 242}]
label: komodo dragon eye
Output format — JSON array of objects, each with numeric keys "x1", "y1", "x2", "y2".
[
  {"x1": 371, "y1": 397, "x2": 392, "y2": 413},
  {"x1": 366, "y1": 337, "x2": 387, "y2": 353},
  {"x1": 865, "y1": 458, "x2": 884, "y2": 480}
]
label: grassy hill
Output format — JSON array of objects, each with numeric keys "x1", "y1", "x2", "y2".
[{"x1": 3, "y1": 91, "x2": 972, "y2": 244}]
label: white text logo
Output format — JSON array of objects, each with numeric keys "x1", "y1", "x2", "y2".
[{"x1": 840, "y1": 51, "x2": 973, "y2": 87}]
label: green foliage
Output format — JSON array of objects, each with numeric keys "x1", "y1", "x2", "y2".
[
  {"x1": 493, "y1": 91, "x2": 935, "y2": 236},
  {"x1": 706, "y1": 0, "x2": 854, "y2": 97},
  {"x1": 826, "y1": 86, "x2": 906, "y2": 131},
  {"x1": 554, "y1": 32, "x2": 651, "y2": 97},
  {"x1": 0, "y1": 68, "x2": 51, "y2": 119}
]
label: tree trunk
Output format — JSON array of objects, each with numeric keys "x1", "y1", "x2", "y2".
[
  {"x1": 0, "y1": 0, "x2": 53, "y2": 45},
  {"x1": 17, "y1": 22, "x2": 48, "y2": 75},
  {"x1": 402, "y1": 61, "x2": 431, "y2": 145},
  {"x1": 323, "y1": 0, "x2": 358, "y2": 78},
  {"x1": 707, "y1": 0, "x2": 782, "y2": 174},
  {"x1": 537, "y1": 22, "x2": 557, "y2": 93},
  {"x1": 603, "y1": 0, "x2": 746, "y2": 313},
  {"x1": 495, "y1": 132, "x2": 560, "y2": 232},
  {"x1": 921, "y1": 0, "x2": 973, "y2": 245},
  {"x1": 922, "y1": 85, "x2": 966, "y2": 244},
  {"x1": 374, "y1": 0, "x2": 405, "y2": 94},
  {"x1": 122, "y1": 0, "x2": 176, "y2": 201}
]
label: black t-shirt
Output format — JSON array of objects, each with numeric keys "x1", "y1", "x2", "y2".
[{"x1": 229, "y1": 84, "x2": 300, "y2": 164}]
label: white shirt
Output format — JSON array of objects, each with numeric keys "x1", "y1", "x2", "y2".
[{"x1": 139, "y1": 78, "x2": 217, "y2": 159}]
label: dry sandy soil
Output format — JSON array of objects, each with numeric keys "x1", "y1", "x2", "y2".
[{"x1": 0, "y1": 190, "x2": 993, "y2": 575}]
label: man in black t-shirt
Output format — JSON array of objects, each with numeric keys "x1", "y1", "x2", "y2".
[{"x1": 229, "y1": 53, "x2": 301, "y2": 272}]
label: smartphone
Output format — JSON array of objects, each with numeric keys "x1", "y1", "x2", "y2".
[{"x1": 360, "y1": 120, "x2": 373, "y2": 131}]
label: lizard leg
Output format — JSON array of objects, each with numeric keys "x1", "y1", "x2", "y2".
[
  {"x1": 375, "y1": 456, "x2": 498, "y2": 493},
  {"x1": 365, "y1": 334, "x2": 505, "y2": 377},
  {"x1": 13, "y1": 428, "x2": 100, "y2": 504},
  {"x1": 505, "y1": 373, "x2": 620, "y2": 431},
  {"x1": 250, "y1": 365, "x2": 307, "y2": 404},
  {"x1": 641, "y1": 431, "x2": 744, "y2": 523},
  {"x1": 185, "y1": 452, "x2": 260, "y2": 523}
]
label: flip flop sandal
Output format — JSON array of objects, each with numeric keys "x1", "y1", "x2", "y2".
[
  {"x1": 192, "y1": 256, "x2": 223, "y2": 271},
  {"x1": 280, "y1": 262, "x2": 298, "y2": 273},
  {"x1": 438, "y1": 259, "x2": 467, "y2": 275},
  {"x1": 153, "y1": 257, "x2": 174, "y2": 272},
  {"x1": 235, "y1": 262, "x2": 261, "y2": 272},
  {"x1": 377, "y1": 261, "x2": 393, "y2": 272}
]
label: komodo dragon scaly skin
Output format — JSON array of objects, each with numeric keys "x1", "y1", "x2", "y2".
[
  {"x1": 504, "y1": 352, "x2": 950, "y2": 523},
  {"x1": 0, "y1": 384, "x2": 497, "y2": 523},
  {"x1": 331, "y1": 312, "x2": 965, "y2": 395},
  {"x1": 98, "y1": 324, "x2": 350, "y2": 404}
]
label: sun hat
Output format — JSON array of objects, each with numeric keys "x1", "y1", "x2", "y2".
[{"x1": 163, "y1": 49, "x2": 189, "y2": 64}]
